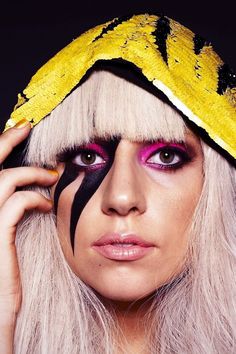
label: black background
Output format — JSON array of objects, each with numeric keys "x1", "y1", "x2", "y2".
[{"x1": 0, "y1": 0, "x2": 235, "y2": 126}]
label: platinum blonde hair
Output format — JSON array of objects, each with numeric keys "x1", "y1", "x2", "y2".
[{"x1": 14, "y1": 71, "x2": 236, "y2": 353}]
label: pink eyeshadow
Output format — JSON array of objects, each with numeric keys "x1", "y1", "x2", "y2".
[
  {"x1": 138, "y1": 142, "x2": 187, "y2": 163},
  {"x1": 80, "y1": 143, "x2": 109, "y2": 160}
]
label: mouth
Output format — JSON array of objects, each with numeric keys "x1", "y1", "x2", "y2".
[{"x1": 92, "y1": 233, "x2": 155, "y2": 261}]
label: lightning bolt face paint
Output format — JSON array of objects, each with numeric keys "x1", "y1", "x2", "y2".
[
  {"x1": 54, "y1": 138, "x2": 120, "y2": 251},
  {"x1": 54, "y1": 138, "x2": 197, "y2": 252},
  {"x1": 52, "y1": 135, "x2": 204, "y2": 303}
]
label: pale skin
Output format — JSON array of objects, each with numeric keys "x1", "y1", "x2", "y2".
[
  {"x1": 54, "y1": 132, "x2": 203, "y2": 352},
  {"x1": 56, "y1": 135, "x2": 203, "y2": 300},
  {"x1": 0, "y1": 115, "x2": 203, "y2": 353}
]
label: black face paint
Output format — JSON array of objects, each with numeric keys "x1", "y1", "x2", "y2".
[{"x1": 54, "y1": 138, "x2": 120, "y2": 252}]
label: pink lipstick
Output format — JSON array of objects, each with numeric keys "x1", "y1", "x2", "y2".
[{"x1": 92, "y1": 233, "x2": 155, "y2": 261}]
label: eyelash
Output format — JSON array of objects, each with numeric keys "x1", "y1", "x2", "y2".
[
  {"x1": 59, "y1": 145, "x2": 191, "y2": 172},
  {"x1": 72, "y1": 149, "x2": 106, "y2": 169},
  {"x1": 145, "y1": 147, "x2": 191, "y2": 171},
  {"x1": 58, "y1": 148, "x2": 107, "y2": 171}
]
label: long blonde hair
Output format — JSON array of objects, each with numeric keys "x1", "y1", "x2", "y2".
[{"x1": 14, "y1": 70, "x2": 236, "y2": 353}]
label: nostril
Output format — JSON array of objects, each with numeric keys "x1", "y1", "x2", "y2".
[
  {"x1": 108, "y1": 207, "x2": 116, "y2": 214},
  {"x1": 107, "y1": 205, "x2": 139, "y2": 216},
  {"x1": 130, "y1": 207, "x2": 138, "y2": 213}
]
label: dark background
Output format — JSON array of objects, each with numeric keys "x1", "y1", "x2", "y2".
[{"x1": 0, "y1": 0, "x2": 235, "y2": 126}]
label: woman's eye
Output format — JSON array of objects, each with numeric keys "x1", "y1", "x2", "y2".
[
  {"x1": 72, "y1": 151, "x2": 105, "y2": 167},
  {"x1": 147, "y1": 148, "x2": 187, "y2": 168}
]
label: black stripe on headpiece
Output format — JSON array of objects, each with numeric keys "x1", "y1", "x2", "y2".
[
  {"x1": 20, "y1": 91, "x2": 29, "y2": 102},
  {"x1": 193, "y1": 34, "x2": 209, "y2": 55},
  {"x1": 217, "y1": 63, "x2": 236, "y2": 95},
  {"x1": 92, "y1": 15, "x2": 133, "y2": 42},
  {"x1": 152, "y1": 16, "x2": 171, "y2": 64}
]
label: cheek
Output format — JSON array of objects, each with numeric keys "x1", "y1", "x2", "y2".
[
  {"x1": 56, "y1": 176, "x2": 84, "y2": 259},
  {"x1": 147, "y1": 165, "x2": 203, "y2": 246},
  {"x1": 57, "y1": 172, "x2": 85, "y2": 213},
  {"x1": 53, "y1": 153, "x2": 203, "y2": 297}
]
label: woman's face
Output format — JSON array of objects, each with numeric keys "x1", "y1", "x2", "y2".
[{"x1": 52, "y1": 85, "x2": 203, "y2": 303}]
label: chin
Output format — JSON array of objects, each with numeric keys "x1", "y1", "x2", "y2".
[
  {"x1": 91, "y1": 285, "x2": 156, "y2": 303},
  {"x1": 72, "y1": 264, "x2": 169, "y2": 303}
]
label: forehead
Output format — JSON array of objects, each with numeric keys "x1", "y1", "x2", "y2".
[{"x1": 26, "y1": 70, "x2": 189, "y2": 166}]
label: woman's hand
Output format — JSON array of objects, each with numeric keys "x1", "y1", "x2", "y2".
[{"x1": 0, "y1": 119, "x2": 58, "y2": 353}]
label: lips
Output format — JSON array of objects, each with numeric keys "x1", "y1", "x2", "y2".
[{"x1": 92, "y1": 233, "x2": 155, "y2": 261}]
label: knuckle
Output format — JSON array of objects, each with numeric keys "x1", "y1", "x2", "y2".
[
  {"x1": 0, "y1": 169, "x2": 10, "y2": 182},
  {"x1": 10, "y1": 191, "x2": 26, "y2": 205},
  {"x1": 0, "y1": 168, "x2": 19, "y2": 188},
  {"x1": 0, "y1": 134, "x2": 13, "y2": 151},
  {"x1": 10, "y1": 191, "x2": 33, "y2": 205}
]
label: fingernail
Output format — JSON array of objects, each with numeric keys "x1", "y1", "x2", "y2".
[
  {"x1": 14, "y1": 118, "x2": 31, "y2": 129},
  {"x1": 47, "y1": 169, "x2": 59, "y2": 177}
]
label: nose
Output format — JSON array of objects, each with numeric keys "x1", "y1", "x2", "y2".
[{"x1": 101, "y1": 146, "x2": 146, "y2": 217}]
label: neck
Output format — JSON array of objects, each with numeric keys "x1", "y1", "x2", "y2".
[{"x1": 100, "y1": 296, "x2": 155, "y2": 354}]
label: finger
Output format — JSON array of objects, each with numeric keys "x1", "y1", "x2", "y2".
[
  {"x1": 0, "y1": 191, "x2": 53, "y2": 246},
  {"x1": 0, "y1": 119, "x2": 32, "y2": 164},
  {"x1": 0, "y1": 240, "x2": 21, "y2": 302},
  {"x1": 0, "y1": 167, "x2": 58, "y2": 206},
  {"x1": 0, "y1": 191, "x2": 52, "y2": 314},
  {"x1": 0, "y1": 189, "x2": 50, "y2": 317}
]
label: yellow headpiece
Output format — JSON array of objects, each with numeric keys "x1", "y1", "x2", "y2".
[{"x1": 4, "y1": 14, "x2": 236, "y2": 158}]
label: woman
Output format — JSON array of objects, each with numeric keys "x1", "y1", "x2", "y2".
[{"x1": 0, "y1": 14, "x2": 235, "y2": 354}]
